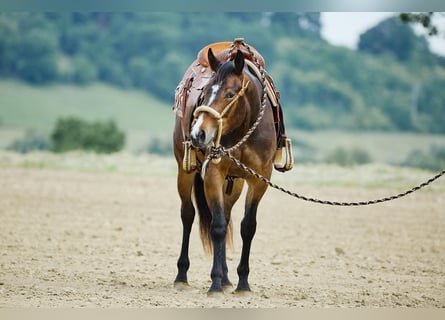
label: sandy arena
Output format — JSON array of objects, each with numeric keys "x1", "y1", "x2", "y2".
[{"x1": 0, "y1": 164, "x2": 444, "y2": 307}]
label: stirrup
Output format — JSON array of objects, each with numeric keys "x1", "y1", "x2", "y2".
[
  {"x1": 274, "y1": 138, "x2": 294, "y2": 172},
  {"x1": 182, "y1": 140, "x2": 197, "y2": 173}
]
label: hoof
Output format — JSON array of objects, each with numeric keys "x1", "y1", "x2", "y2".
[
  {"x1": 207, "y1": 290, "x2": 224, "y2": 299},
  {"x1": 223, "y1": 284, "x2": 234, "y2": 294},
  {"x1": 222, "y1": 281, "x2": 234, "y2": 293},
  {"x1": 174, "y1": 281, "x2": 191, "y2": 292},
  {"x1": 234, "y1": 289, "x2": 252, "y2": 297}
]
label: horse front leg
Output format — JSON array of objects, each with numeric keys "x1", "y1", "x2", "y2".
[
  {"x1": 174, "y1": 171, "x2": 195, "y2": 290},
  {"x1": 209, "y1": 203, "x2": 227, "y2": 294},
  {"x1": 204, "y1": 171, "x2": 228, "y2": 295}
]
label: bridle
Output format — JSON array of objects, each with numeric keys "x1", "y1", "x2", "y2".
[{"x1": 193, "y1": 78, "x2": 250, "y2": 163}]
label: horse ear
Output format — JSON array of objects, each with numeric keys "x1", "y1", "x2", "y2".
[
  {"x1": 208, "y1": 48, "x2": 220, "y2": 72},
  {"x1": 234, "y1": 50, "x2": 245, "y2": 75}
]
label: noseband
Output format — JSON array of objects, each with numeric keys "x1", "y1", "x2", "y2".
[{"x1": 193, "y1": 78, "x2": 250, "y2": 163}]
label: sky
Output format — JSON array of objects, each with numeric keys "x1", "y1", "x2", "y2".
[{"x1": 320, "y1": 12, "x2": 445, "y2": 56}]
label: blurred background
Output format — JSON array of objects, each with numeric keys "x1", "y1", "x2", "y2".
[{"x1": 0, "y1": 12, "x2": 444, "y2": 172}]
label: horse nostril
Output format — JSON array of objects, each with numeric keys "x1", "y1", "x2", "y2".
[
  {"x1": 198, "y1": 130, "x2": 206, "y2": 144},
  {"x1": 191, "y1": 128, "x2": 206, "y2": 147}
]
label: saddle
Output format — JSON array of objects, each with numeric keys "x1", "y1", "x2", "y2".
[
  {"x1": 197, "y1": 41, "x2": 266, "y2": 69},
  {"x1": 173, "y1": 39, "x2": 293, "y2": 172}
]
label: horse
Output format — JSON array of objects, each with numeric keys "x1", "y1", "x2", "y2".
[{"x1": 172, "y1": 43, "x2": 283, "y2": 295}]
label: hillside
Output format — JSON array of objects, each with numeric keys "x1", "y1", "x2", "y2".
[
  {"x1": 0, "y1": 80, "x2": 172, "y2": 132},
  {"x1": 1, "y1": 79, "x2": 445, "y2": 165},
  {"x1": 1, "y1": 12, "x2": 445, "y2": 133},
  {"x1": 0, "y1": 80, "x2": 173, "y2": 150}
]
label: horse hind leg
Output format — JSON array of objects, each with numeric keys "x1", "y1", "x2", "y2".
[
  {"x1": 221, "y1": 178, "x2": 244, "y2": 292},
  {"x1": 174, "y1": 170, "x2": 195, "y2": 290},
  {"x1": 236, "y1": 178, "x2": 268, "y2": 293}
]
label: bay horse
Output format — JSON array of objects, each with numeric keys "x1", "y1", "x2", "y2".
[{"x1": 173, "y1": 45, "x2": 281, "y2": 295}]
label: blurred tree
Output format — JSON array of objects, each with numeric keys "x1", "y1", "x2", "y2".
[
  {"x1": 269, "y1": 12, "x2": 321, "y2": 38},
  {"x1": 403, "y1": 145, "x2": 445, "y2": 171},
  {"x1": 326, "y1": 147, "x2": 372, "y2": 167},
  {"x1": 145, "y1": 135, "x2": 172, "y2": 155},
  {"x1": 15, "y1": 28, "x2": 58, "y2": 83},
  {"x1": 400, "y1": 12, "x2": 438, "y2": 36},
  {"x1": 416, "y1": 77, "x2": 445, "y2": 133},
  {"x1": 51, "y1": 117, "x2": 125, "y2": 153},
  {"x1": 71, "y1": 54, "x2": 98, "y2": 84},
  {"x1": 7, "y1": 130, "x2": 52, "y2": 153},
  {"x1": 128, "y1": 56, "x2": 151, "y2": 88},
  {"x1": 358, "y1": 16, "x2": 429, "y2": 61},
  {"x1": 0, "y1": 16, "x2": 17, "y2": 75},
  {"x1": 226, "y1": 12, "x2": 262, "y2": 23}
]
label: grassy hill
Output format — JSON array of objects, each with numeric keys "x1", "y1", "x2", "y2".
[
  {"x1": 0, "y1": 80, "x2": 173, "y2": 150},
  {"x1": 1, "y1": 79, "x2": 444, "y2": 168}
]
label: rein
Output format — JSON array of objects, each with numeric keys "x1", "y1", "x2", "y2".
[{"x1": 193, "y1": 78, "x2": 250, "y2": 163}]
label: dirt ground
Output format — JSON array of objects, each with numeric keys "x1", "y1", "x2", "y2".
[{"x1": 0, "y1": 165, "x2": 444, "y2": 307}]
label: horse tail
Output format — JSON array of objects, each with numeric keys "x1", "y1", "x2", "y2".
[
  {"x1": 193, "y1": 173, "x2": 233, "y2": 255},
  {"x1": 193, "y1": 173, "x2": 212, "y2": 254}
]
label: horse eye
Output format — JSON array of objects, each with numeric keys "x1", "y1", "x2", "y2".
[{"x1": 225, "y1": 92, "x2": 235, "y2": 99}]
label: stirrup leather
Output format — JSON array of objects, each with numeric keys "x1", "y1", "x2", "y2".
[
  {"x1": 182, "y1": 140, "x2": 197, "y2": 173},
  {"x1": 274, "y1": 138, "x2": 294, "y2": 172}
]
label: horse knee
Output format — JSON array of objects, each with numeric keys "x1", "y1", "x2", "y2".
[
  {"x1": 240, "y1": 217, "x2": 256, "y2": 241},
  {"x1": 177, "y1": 256, "x2": 190, "y2": 271},
  {"x1": 210, "y1": 220, "x2": 227, "y2": 241},
  {"x1": 210, "y1": 208, "x2": 227, "y2": 241},
  {"x1": 237, "y1": 264, "x2": 250, "y2": 277}
]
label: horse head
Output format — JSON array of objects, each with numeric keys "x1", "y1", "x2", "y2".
[{"x1": 190, "y1": 48, "x2": 252, "y2": 149}]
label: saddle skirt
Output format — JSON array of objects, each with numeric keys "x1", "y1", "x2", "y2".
[{"x1": 173, "y1": 39, "x2": 287, "y2": 150}]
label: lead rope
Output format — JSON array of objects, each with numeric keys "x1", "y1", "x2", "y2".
[
  {"x1": 224, "y1": 151, "x2": 445, "y2": 206},
  {"x1": 225, "y1": 41, "x2": 268, "y2": 154},
  {"x1": 205, "y1": 40, "x2": 445, "y2": 205}
]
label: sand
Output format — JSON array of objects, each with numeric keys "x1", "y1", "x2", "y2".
[{"x1": 0, "y1": 165, "x2": 444, "y2": 307}]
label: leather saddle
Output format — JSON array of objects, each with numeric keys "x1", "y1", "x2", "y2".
[{"x1": 197, "y1": 40, "x2": 266, "y2": 69}]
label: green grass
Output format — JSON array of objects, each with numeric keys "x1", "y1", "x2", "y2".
[
  {"x1": 0, "y1": 150, "x2": 178, "y2": 176},
  {"x1": 0, "y1": 79, "x2": 173, "y2": 138},
  {"x1": 271, "y1": 162, "x2": 445, "y2": 191},
  {"x1": 289, "y1": 129, "x2": 445, "y2": 165},
  {"x1": 0, "y1": 150, "x2": 443, "y2": 192}
]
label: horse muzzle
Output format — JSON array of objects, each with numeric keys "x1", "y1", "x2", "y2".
[
  {"x1": 190, "y1": 110, "x2": 218, "y2": 149},
  {"x1": 190, "y1": 128, "x2": 209, "y2": 148}
]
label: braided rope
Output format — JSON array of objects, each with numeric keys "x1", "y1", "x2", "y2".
[
  {"x1": 223, "y1": 151, "x2": 445, "y2": 206},
  {"x1": 224, "y1": 41, "x2": 268, "y2": 154}
]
